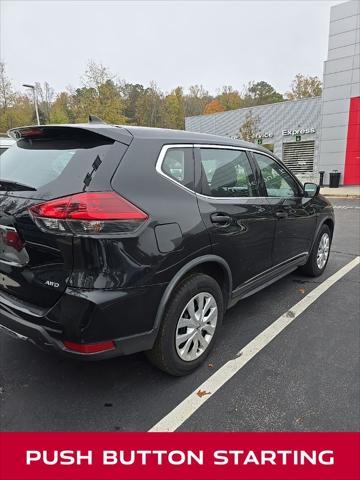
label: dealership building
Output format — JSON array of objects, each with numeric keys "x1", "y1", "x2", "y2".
[{"x1": 185, "y1": 0, "x2": 360, "y2": 186}]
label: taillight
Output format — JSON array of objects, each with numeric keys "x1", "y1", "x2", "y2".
[
  {"x1": 0, "y1": 227, "x2": 24, "y2": 252},
  {"x1": 29, "y1": 192, "x2": 148, "y2": 235}
]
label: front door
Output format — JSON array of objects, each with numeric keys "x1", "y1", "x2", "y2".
[
  {"x1": 253, "y1": 152, "x2": 317, "y2": 265},
  {"x1": 195, "y1": 146, "x2": 276, "y2": 291}
]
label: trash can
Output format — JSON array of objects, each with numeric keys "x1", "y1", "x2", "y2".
[
  {"x1": 329, "y1": 171, "x2": 341, "y2": 188},
  {"x1": 319, "y1": 171, "x2": 325, "y2": 187}
]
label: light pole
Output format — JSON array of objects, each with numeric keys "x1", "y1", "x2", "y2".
[{"x1": 22, "y1": 83, "x2": 40, "y2": 125}]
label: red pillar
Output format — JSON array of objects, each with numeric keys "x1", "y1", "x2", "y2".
[{"x1": 344, "y1": 97, "x2": 360, "y2": 185}]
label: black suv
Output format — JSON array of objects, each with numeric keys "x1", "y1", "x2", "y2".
[{"x1": 0, "y1": 122, "x2": 334, "y2": 375}]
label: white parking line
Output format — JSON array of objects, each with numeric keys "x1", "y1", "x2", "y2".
[{"x1": 149, "y1": 256, "x2": 360, "y2": 432}]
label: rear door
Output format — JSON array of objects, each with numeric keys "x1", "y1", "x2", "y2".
[
  {"x1": 0, "y1": 126, "x2": 121, "y2": 308},
  {"x1": 252, "y1": 151, "x2": 317, "y2": 265},
  {"x1": 195, "y1": 145, "x2": 276, "y2": 290}
]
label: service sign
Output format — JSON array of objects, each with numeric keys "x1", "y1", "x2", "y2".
[{"x1": 255, "y1": 132, "x2": 274, "y2": 139}]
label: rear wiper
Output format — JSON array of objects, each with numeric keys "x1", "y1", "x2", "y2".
[{"x1": 0, "y1": 179, "x2": 37, "y2": 191}]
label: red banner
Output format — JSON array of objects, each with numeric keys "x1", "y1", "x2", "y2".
[{"x1": 1, "y1": 432, "x2": 359, "y2": 480}]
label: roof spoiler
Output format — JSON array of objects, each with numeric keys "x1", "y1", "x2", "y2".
[{"x1": 88, "y1": 115, "x2": 107, "y2": 124}]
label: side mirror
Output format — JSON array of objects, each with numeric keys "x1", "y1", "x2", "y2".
[{"x1": 304, "y1": 182, "x2": 320, "y2": 198}]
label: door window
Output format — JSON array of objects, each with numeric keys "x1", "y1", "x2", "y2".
[
  {"x1": 199, "y1": 148, "x2": 257, "y2": 197},
  {"x1": 254, "y1": 153, "x2": 300, "y2": 198}
]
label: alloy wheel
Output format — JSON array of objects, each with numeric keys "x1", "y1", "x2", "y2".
[
  {"x1": 317, "y1": 232, "x2": 330, "y2": 269},
  {"x1": 175, "y1": 292, "x2": 218, "y2": 362}
]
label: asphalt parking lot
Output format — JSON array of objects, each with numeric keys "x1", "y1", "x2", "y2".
[{"x1": 0, "y1": 198, "x2": 359, "y2": 432}]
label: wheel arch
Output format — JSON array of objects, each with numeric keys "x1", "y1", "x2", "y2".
[
  {"x1": 154, "y1": 255, "x2": 232, "y2": 331},
  {"x1": 323, "y1": 217, "x2": 335, "y2": 238},
  {"x1": 310, "y1": 215, "x2": 335, "y2": 253}
]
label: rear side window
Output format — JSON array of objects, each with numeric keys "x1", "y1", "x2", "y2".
[
  {"x1": 0, "y1": 128, "x2": 114, "y2": 190},
  {"x1": 161, "y1": 147, "x2": 194, "y2": 189},
  {"x1": 200, "y1": 148, "x2": 257, "y2": 197}
]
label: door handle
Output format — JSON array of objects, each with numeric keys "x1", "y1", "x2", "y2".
[
  {"x1": 275, "y1": 210, "x2": 288, "y2": 219},
  {"x1": 210, "y1": 213, "x2": 231, "y2": 225}
]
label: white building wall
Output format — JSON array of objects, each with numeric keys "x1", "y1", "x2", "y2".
[
  {"x1": 185, "y1": 97, "x2": 321, "y2": 166},
  {"x1": 318, "y1": 0, "x2": 360, "y2": 185}
]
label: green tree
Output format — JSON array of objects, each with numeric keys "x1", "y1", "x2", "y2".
[
  {"x1": 217, "y1": 85, "x2": 243, "y2": 111},
  {"x1": 73, "y1": 61, "x2": 126, "y2": 123},
  {"x1": 4, "y1": 94, "x2": 33, "y2": 130},
  {"x1": 163, "y1": 87, "x2": 185, "y2": 129},
  {"x1": 238, "y1": 110, "x2": 260, "y2": 142},
  {"x1": 286, "y1": 73, "x2": 322, "y2": 100},
  {"x1": 0, "y1": 63, "x2": 35, "y2": 130},
  {"x1": 136, "y1": 81, "x2": 164, "y2": 127},
  {"x1": 50, "y1": 91, "x2": 75, "y2": 123},
  {"x1": 0, "y1": 62, "x2": 16, "y2": 131},
  {"x1": 120, "y1": 82, "x2": 145, "y2": 124},
  {"x1": 243, "y1": 81, "x2": 283, "y2": 107}
]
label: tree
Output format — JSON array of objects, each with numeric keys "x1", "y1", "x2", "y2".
[
  {"x1": 243, "y1": 81, "x2": 283, "y2": 107},
  {"x1": 203, "y1": 99, "x2": 225, "y2": 115},
  {"x1": 136, "y1": 81, "x2": 164, "y2": 127},
  {"x1": 2, "y1": 94, "x2": 33, "y2": 130},
  {"x1": 50, "y1": 91, "x2": 75, "y2": 123},
  {"x1": 79, "y1": 61, "x2": 125, "y2": 123},
  {"x1": 0, "y1": 62, "x2": 16, "y2": 131},
  {"x1": 35, "y1": 82, "x2": 54, "y2": 124},
  {"x1": 73, "y1": 61, "x2": 126, "y2": 123},
  {"x1": 0, "y1": 63, "x2": 35, "y2": 130},
  {"x1": 184, "y1": 85, "x2": 212, "y2": 117},
  {"x1": 0, "y1": 62, "x2": 15, "y2": 112},
  {"x1": 120, "y1": 82, "x2": 145, "y2": 124},
  {"x1": 238, "y1": 110, "x2": 260, "y2": 143},
  {"x1": 163, "y1": 87, "x2": 185, "y2": 129},
  {"x1": 217, "y1": 85, "x2": 243, "y2": 111},
  {"x1": 286, "y1": 74, "x2": 322, "y2": 100},
  {"x1": 82, "y1": 60, "x2": 114, "y2": 90}
]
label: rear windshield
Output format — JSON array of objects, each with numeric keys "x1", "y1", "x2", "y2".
[{"x1": 0, "y1": 128, "x2": 114, "y2": 190}]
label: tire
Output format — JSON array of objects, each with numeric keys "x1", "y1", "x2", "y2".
[
  {"x1": 299, "y1": 224, "x2": 332, "y2": 277},
  {"x1": 146, "y1": 274, "x2": 224, "y2": 376}
]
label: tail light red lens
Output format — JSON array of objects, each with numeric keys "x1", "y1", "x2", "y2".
[
  {"x1": 4, "y1": 230, "x2": 24, "y2": 252},
  {"x1": 63, "y1": 340, "x2": 115, "y2": 354},
  {"x1": 29, "y1": 192, "x2": 148, "y2": 235}
]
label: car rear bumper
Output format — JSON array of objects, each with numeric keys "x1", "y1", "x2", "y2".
[
  {"x1": 0, "y1": 284, "x2": 165, "y2": 359},
  {"x1": 0, "y1": 303, "x2": 158, "y2": 360}
]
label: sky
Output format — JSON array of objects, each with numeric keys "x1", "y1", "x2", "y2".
[{"x1": 0, "y1": 0, "x2": 342, "y2": 96}]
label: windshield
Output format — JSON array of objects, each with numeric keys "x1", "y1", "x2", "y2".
[{"x1": 0, "y1": 129, "x2": 114, "y2": 190}]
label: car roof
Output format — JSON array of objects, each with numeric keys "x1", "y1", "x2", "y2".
[
  {"x1": 8, "y1": 123, "x2": 272, "y2": 155},
  {"x1": 120, "y1": 125, "x2": 262, "y2": 149}
]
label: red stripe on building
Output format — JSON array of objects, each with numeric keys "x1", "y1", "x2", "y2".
[{"x1": 344, "y1": 96, "x2": 360, "y2": 185}]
